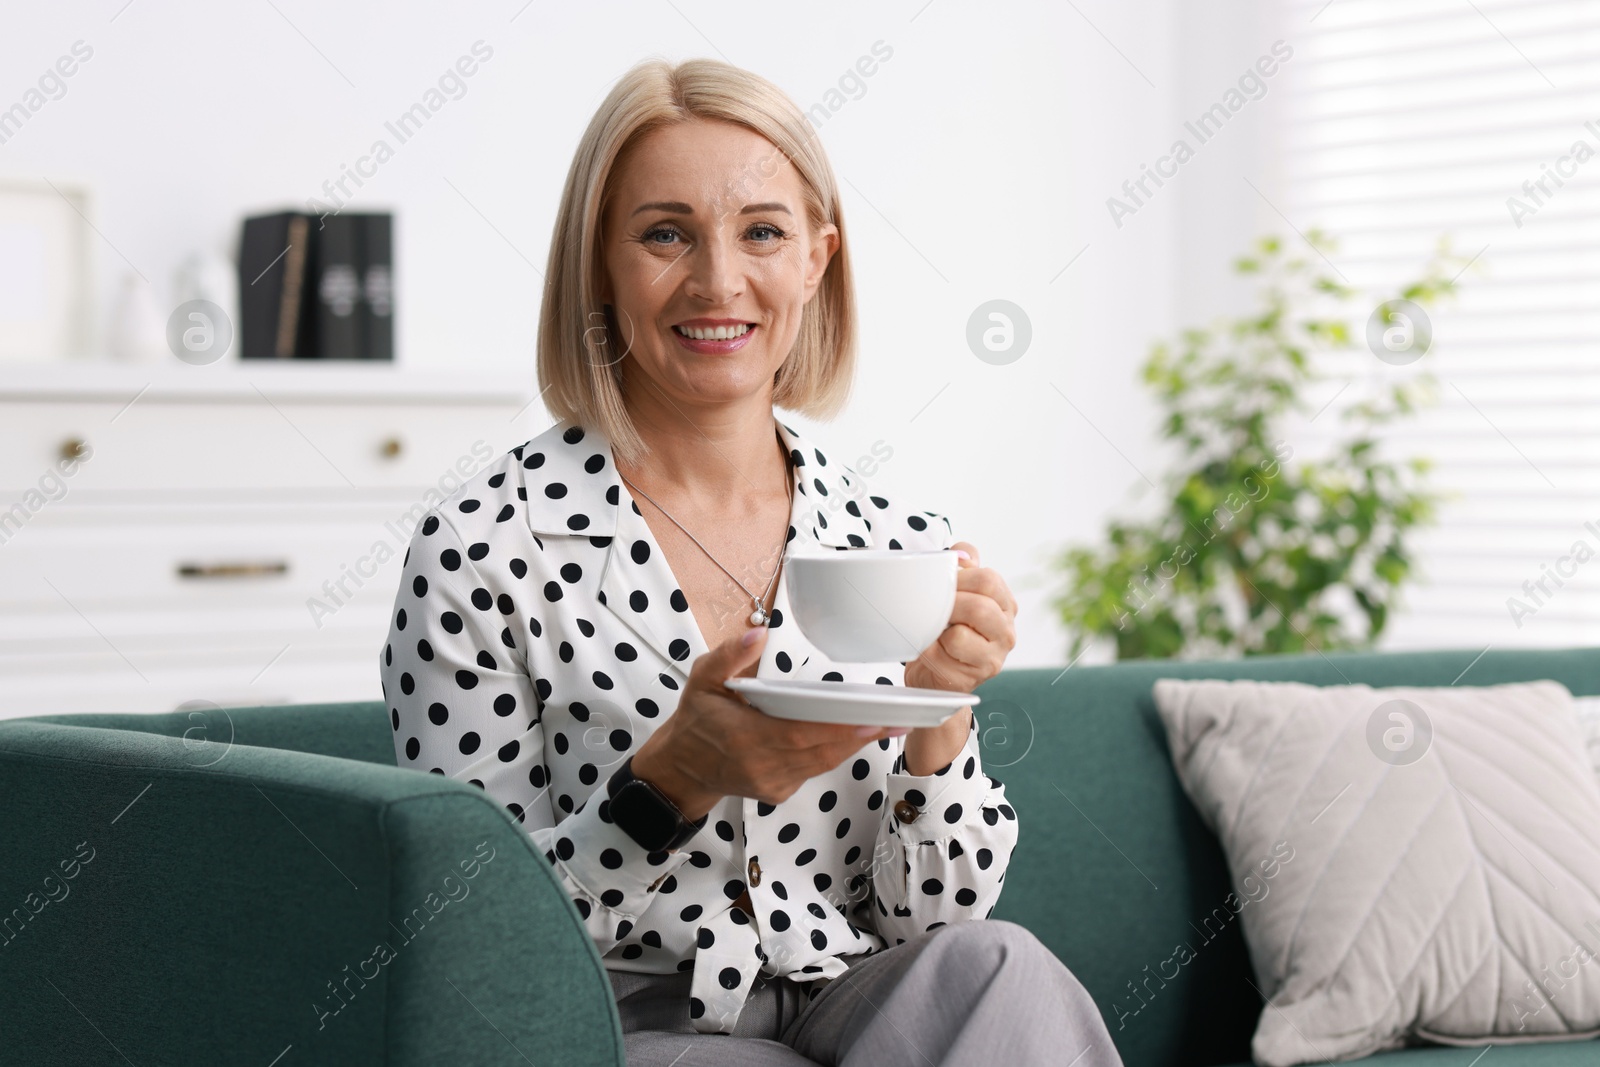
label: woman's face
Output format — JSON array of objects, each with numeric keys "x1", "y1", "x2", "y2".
[{"x1": 600, "y1": 118, "x2": 838, "y2": 415}]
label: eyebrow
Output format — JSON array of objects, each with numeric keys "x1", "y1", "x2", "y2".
[
  {"x1": 630, "y1": 201, "x2": 792, "y2": 217},
  {"x1": 631, "y1": 201, "x2": 692, "y2": 216}
]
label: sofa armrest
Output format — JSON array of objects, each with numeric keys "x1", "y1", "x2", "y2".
[{"x1": 0, "y1": 722, "x2": 624, "y2": 1067}]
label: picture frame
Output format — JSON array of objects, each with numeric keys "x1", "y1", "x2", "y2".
[{"x1": 0, "y1": 177, "x2": 93, "y2": 362}]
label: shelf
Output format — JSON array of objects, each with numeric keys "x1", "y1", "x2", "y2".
[{"x1": 0, "y1": 360, "x2": 541, "y2": 406}]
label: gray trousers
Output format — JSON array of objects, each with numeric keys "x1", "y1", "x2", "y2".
[{"x1": 608, "y1": 919, "x2": 1124, "y2": 1067}]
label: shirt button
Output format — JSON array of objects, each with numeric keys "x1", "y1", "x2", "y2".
[
  {"x1": 893, "y1": 800, "x2": 920, "y2": 824},
  {"x1": 747, "y1": 856, "x2": 762, "y2": 887}
]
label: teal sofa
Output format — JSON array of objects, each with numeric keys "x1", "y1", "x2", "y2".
[{"x1": 3, "y1": 646, "x2": 1599, "y2": 1066}]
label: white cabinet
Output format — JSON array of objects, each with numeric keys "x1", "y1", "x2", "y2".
[{"x1": 0, "y1": 363, "x2": 544, "y2": 717}]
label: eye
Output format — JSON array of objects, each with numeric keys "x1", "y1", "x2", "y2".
[
  {"x1": 748, "y1": 224, "x2": 785, "y2": 242},
  {"x1": 642, "y1": 226, "x2": 681, "y2": 246}
]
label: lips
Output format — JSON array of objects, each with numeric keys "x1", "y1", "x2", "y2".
[{"x1": 670, "y1": 320, "x2": 758, "y2": 354}]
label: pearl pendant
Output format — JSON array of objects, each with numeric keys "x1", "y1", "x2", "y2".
[{"x1": 750, "y1": 606, "x2": 767, "y2": 626}]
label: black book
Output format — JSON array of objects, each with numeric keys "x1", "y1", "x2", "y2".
[
  {"x1": 238, "y1": 212, "x2": 314, "y2": 359},
  {"x1": 356, "y1": 213, "x2": 394, "y2": 361},
  {"x1": 310, "y1": 214, "x2": 363, "y2": 360}
]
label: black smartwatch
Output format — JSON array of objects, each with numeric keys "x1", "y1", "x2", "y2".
[{"x1": 605, "y1": 756, "x2": 706, "y2": 853}]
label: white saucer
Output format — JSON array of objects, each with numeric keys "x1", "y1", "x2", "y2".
[{"x1": 724, "y1": 677, "x2": 978, "y2": 728}]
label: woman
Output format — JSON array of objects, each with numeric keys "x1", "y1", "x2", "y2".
[{"x1": 379, "y1": 57, "x2": 1120, "y2": 1067}]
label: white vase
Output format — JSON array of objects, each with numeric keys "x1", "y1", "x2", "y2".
[
  {"x1": 107, "y1": 272, "x2": 169, "y2": 364},
  {"x1": 174, "y1": 251, "x2": 238, "y2": 317}
]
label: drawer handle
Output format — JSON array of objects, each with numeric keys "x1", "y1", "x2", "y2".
[
  {"x1": 379, "y1": 436, "x2": 403, "y2": 459},
  {"x1": 60, "y1": 437, "x2": 89, "y2": 461},
  {"x1": 176, "y1": 560, "x2": 290, "y2": 580}
]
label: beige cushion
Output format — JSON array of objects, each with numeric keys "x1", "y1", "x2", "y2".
[
  {"x1": 1575, "y1": 696, "x2": 1600, "y2": 776},
  {"x1": 1153, "y1": 678, "x2": 1600, "y2": 1066}
]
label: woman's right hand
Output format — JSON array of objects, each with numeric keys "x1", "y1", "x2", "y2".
[{"x1": 629, "y1": 625, "x2": 907, "y2": 821}]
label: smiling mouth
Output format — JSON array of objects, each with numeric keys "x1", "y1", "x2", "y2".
[{"x1": 672, "y1": 323, "x2": 755, "y2": 341}]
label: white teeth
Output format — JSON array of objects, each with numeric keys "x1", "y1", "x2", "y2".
[{"x1": 675, "y1": 323, "x2": 752, "y2": 341}]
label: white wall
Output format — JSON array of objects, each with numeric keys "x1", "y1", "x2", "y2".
[
  {"x1": 1, "y1": 0, "x2": 1199, "y2": 669},
  {"x1": 1168, "y1": 0, "x2": 1288, "y2": 325}
]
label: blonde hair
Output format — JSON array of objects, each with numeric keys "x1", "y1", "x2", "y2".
[{"x1": 537, "y1": 57, "x2": 857, "y2": 465}]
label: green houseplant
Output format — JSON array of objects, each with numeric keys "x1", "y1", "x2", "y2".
[{"x1": 1053, "y1": 232, "x2": 1467, "y2": 661}]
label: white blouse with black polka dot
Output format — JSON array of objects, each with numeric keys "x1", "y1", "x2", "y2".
[{"x1": 378, "y1": 415, "x2": 1019, "y2": 1034}]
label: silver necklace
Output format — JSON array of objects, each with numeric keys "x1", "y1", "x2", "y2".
[{"x1": 618, "y1": 448, "x2": 795, "y2": 626}]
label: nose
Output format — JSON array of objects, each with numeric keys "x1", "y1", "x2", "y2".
[{"x1": 683, "y1": 223, "x2": 744, "y2": 307}]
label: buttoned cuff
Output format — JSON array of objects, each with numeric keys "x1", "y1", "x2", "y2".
[
  {"x1": 883, "y1": 732, "x2": 992, "y2": 845},
  {"x1": 545, "y1": 782, "x2": 697, "y2": 919}
]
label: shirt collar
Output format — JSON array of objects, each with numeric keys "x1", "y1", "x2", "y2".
[{"x1": 516, "y1": 414, "x2": 872, "y2": 549}]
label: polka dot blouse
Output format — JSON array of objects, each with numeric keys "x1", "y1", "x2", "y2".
[{"x1": 377, "y1": 415, "x2": 1019, "y2": 1034}]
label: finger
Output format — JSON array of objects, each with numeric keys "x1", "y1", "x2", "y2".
[
  {"x1": 951, "y1": 541, "x2": 980, "y2": 568},
  {"x1": 808, "y1": 731, "x2": 902, "y2": 771},
  {"x1": 947, "y1": 591, "x2": 1015, "y2": 647},
  {"x1": 935, "y1": 597, "x2": 1016, "y2": 667},
  {"x1": 784, "y1": 721, "x2": 903, "y2": 755},
  {"x1": 697, "y1": 624, "x2": 768, "y2": 688},
  {"x1": 822, "y1": 723, "x2": 905, "y2": 748},
  {"x1": 936, "y1": 621, "x2": 1004, "y2": 668},
  {"x1": 910, "y1": 640, "x2": 977, "y2": 690},
  {"x1": 746, "y1": 738, "x2": 859, "y2": 786},
  {"x1": 955, "y1": 566, "x2": 1018, "y2": 617},
  {"x1": 759, "y1": 717, "x2": 887, "y2": 752}
]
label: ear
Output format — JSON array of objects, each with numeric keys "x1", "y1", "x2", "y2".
[{"x1": 801, "y1": 220, "x2": 840, "y2": 302}]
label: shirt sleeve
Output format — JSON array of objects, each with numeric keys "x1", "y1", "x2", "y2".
[
  {"x1": 853, "y1": 499, "x2": 1020, "y2": 942},
  {"x1": 862, "y1": 490, "x2": 958, "y2": 554},
  {"x1": 378, "y1": 507, "x2": 695, "y2": 953},
  {"x1": 867, "y1": 719, "x2": 1019, "y2": 944}
]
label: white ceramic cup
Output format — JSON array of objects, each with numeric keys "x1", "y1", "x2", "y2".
[{"x1": 783, "y1": 549, "x2": 959, "y2": 663}]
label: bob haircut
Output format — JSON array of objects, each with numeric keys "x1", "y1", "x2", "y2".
[{"x1": 537, "y1": 57, "x2": 857, "y2": 466}]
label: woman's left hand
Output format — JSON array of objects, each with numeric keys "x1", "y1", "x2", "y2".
[{"x1": 901, "y1": 542, "x2": 1018, "y2": 775}]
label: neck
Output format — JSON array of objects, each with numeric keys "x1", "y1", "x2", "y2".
[{"x1": 616, "y1": 380, "x2": 787, "y2": 502}]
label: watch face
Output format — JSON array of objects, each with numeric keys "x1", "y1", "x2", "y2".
[{"x1": 611, "y1": 779, "x2": 679, "y2": 852}]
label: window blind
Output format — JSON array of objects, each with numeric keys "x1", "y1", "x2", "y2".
[{"x1": 1276, "y1": 0, "x2": 1600, "y2": 650}]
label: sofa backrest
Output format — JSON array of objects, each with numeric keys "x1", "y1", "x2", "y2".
[
  {"x1": 977, "y1": 646, "x2": 1600, "y2": 1067},
  {"x1": 0, "y1": 720, "x2": 623, "y2": 1067},
  {"x1": 14, "y1": 699, "x2": 396, "y2": 766}
]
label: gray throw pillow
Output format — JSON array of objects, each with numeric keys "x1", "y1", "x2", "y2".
[{"x1": 1153, "y1": 678, "x2": 1600, "y2": 1066}]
